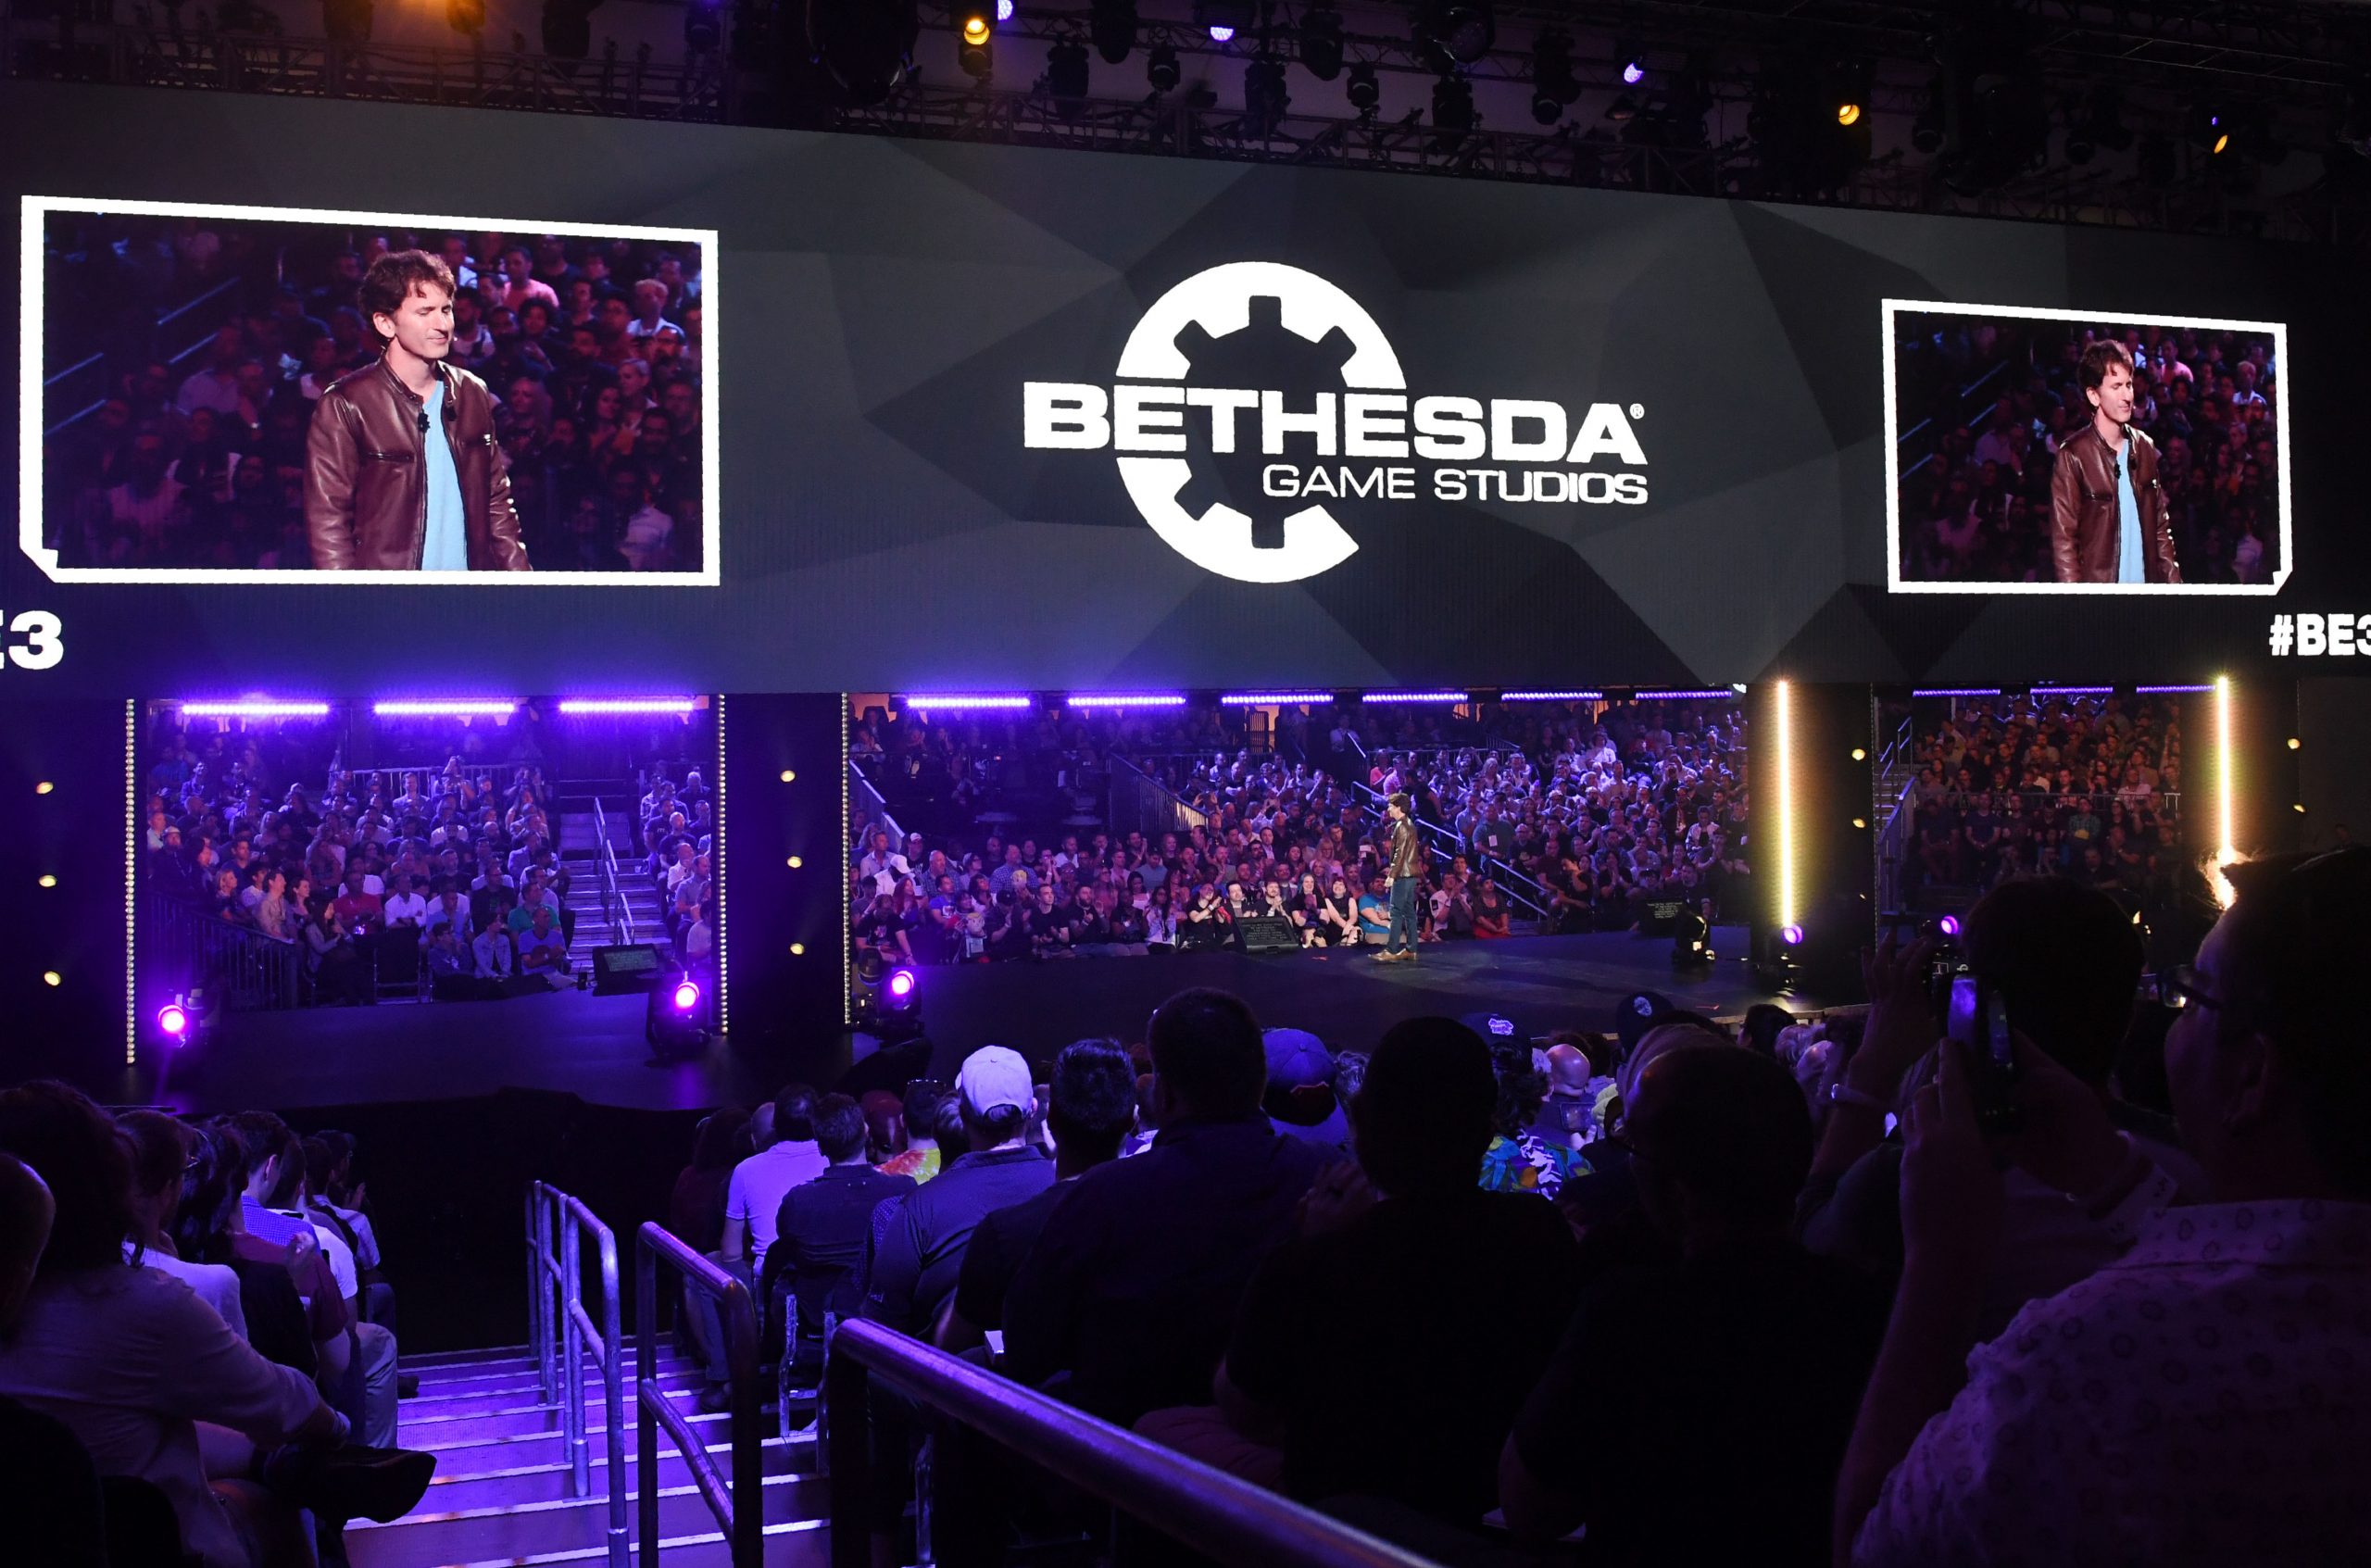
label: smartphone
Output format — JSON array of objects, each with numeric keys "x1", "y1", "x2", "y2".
[{"x1": 1946, "y1": 974, "x2": 2022, "y2": 1135}]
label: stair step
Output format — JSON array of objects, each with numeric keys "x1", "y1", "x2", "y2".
[
  {"x1": 406, "y1": 1366, "x2": 706, "y2": 1418},
  {"x1": 421, "y1": 1432, "x2": 808, "y2": 1511},
  {"x1": 404, "y1": 1385, "x2": 703, "y2": 1445},
  {"x1": 409, "y1": 1407, "x2": 754, "y2": 1461},
  {"x1": 392, "y1": 1516, "x2": 827, "y2": 1567},
  {"x1": 411, "y1": 1353, "x2": 695, "y2": 1393},
  {"x1": 346, "y1": 1469, "x2": 823, "y2": 1565},
  {"x1": 406, "y1": 1343, "x2": 531, "y2": 1370}
]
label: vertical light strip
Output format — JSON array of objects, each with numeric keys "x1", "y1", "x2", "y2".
[
  {"x1": 1774, "y1": 680, "x2": 1797, "y2": 933},
  {"x1": 841, "y1": 695, "x2": 852, "y2": 1030},
  {"x1": 124, "y1": 699, "x2": 138, "y2": 1065},
  {"x1": 2216, "y1": 673, "x2": 2236, "y2": 861},
  {"x1": 715, "y1": 695, "x2": 728, "y2": 1038}
]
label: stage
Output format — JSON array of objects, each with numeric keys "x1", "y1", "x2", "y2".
[{"x1": 902, "y1": 927, "x2": 1822, "y2": 1078}]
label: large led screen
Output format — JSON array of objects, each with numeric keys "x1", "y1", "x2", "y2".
[{"x1": 26, "y1": 198, "x2": 717, "y2": 583}]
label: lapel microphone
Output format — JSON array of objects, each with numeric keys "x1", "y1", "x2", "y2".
[{"x1": 418, "y1": 409, "x2": 431, "y2": 434}]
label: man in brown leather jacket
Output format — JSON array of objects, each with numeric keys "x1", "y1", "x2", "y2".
[
  {"x1": 305, "y1": 250, "x2": 531, "y2": 572},
  {"x1": 2050, "y1": 340, "x2": 2179, "y2": 584},
  {"x1": 1380, "y1": 792, "x2": 1424, "y2": 963}
]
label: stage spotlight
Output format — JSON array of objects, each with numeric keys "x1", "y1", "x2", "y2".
[
  {"x1": 35, "y1": 782, "x2": 53, "y2": 796},
  {"x1": 1432, "y1": 71, "x2": 1475, "y2": 136},
  {"x1": 2289, "y1": 736, "x2": 2302, "y2": 750},
  {"x1": 1298, "y1": 3, "x2": 1342, "y2": 81},
  {"x1": 787, "y1": 856, "x2": 805, "y2": 869},
  {"x1": 780, "y1": 769, "x2": 797, "y2": 783},
  {"x1": 38, "y1": 874, "x2": 56, "y2": 888},
  {"x1": 1345, "y1": 60, "x2": 1378, "y2": 112},
  {"x1": 1837, "y1": 100, "x2": 1862, "y2": 127},
  {"x1": 808, "y1": 0, "x2": 920, "y2": 105},
  {"x1": 790, "y1": 942, "x2": 808, "y2": 956},
  {"x1": 157, "y1": 1002, "x2": 189, "y2": 1039},
  {"x1": 2189, "y1": 102, "x2": 2229, "y2": 155},
  {"x1": 1089, "y1": 0, "x2": 1134, "y2": 63},
  {"x1": 1413, "y1": 0, "x2": 1493, "y2": 69},
  {"x1": 1617, "y1": 41, "x2": 1644, "y2": 86},
  {"x1": 1147, "y1": 41, "x2": 1181, "y2": 92},
  {"x1": 672, "y1": 978, "x2": 701, "y2": 1011},
  {"x1": 682, "y1": 0, "x2": 719, "y2": 49},
  {"x1": 1851, "y1": 817, "x2": 1867, "y2": 831},
  {"x1": 42, "y1": 971, "x2": 60, "y2": 987},
  {"x1": 1850, "y1": 747, "x2": 1866, "y2": 762},
  {"x1": 540, "y1": 0, "x2": 597, "y2": 59},
  {"x1": 1048, "y1": 37, "x2": 1090, "y2": 105},
  {"x1": 646, "y1": 970, "x2": 709, "y2": 1061},
  {"x1": 1530, "y1": 30, "x2": 1578, "y2": 125},
  {"x1": 955, "y1": 0, "x2": 994, "y2": 74},
  {"x1": 1194, "y1": 0, "x2": 1250, "y2": 44},
  {"x1": 1779, "y1": 922, "x2": 1805, "y2": 947},
  {"x1": 886, "y1": 968, "x2": 918, "y2": 1002},
  {"x1": 1244, "y1": 54, "x2": 1288, "y2": 132},
  {"x1": 1936, "y1": 913, "x2": 1963, "y2": 940}
]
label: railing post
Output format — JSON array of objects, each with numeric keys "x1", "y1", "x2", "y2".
[
  {"x1": 635, "y1": 1236, "x2": 660, "y2": 1568},
  {"x1": 562, "y1": 1214, "x2": 589, "y2": 1495},
  {"x1": 596, "y1": 1219, "x2": 628, "y2": 1568},
  {"x1": 535, "y1": 1187, "x2": 558, "y2": 1404},
  {"x1": 825, "y1": 1348, "x2": 871, "y2": 1568},
  {"x1": 525, "y1": 1185, "x2": 545, "y2": 1401},
  {"x1": 729, "y1": 1273, "x2": 761, "y2": 1568}
]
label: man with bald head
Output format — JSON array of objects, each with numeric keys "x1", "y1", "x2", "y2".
[
  {"x1": 0, "y1": 1152, "x2": 110, "y2": 1565},
  {"x1": 1529, "y1": 1034, "x2": 1615, "y2": 1150}
]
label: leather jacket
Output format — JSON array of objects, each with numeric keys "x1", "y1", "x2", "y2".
[
  {"x1": 1387, "y1": 818, "x2": 1424, "y2": 881},
  {"x1": 305, "y1": 357, "x2": 530, "y2": 571},
  {"x1": 2050, "y1": 423, "x2": 2179, "y2": 584}
]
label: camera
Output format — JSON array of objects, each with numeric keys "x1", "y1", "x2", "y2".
[{"x1": 1944, "y1": 973, "x2": 2021, "y2": 1135}]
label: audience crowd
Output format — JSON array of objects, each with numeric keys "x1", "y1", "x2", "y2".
[
  {"x1": 1895, "y1": 692, "x2": 2192, "y2": 910},
  {"x1": 847, "y1": 698, "x2": 1750, "y2": 966},
  {"x1": 41, "y1": 216, "x2": 705, "y2": 572},
  {"x1": 1896, "y1": 317, "x2": 2279, "y2": 585},
  {"x1": 680, "y1": 847, "x2": 2370, "y2": 1567},
  {"x1": 0, "y1": 1097, "x2": 431, "y2": 1567}
]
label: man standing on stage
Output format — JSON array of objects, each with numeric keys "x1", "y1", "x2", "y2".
[
  {"x1": 2050, "y1": 339, "x2": 2180, "y2": 584},
  {"x1": 306, "y1": 250, "x2": 531, "y2": 571},
  {"x1": 1380, "y1": 791, "x2": 1423, "y2": 964}
]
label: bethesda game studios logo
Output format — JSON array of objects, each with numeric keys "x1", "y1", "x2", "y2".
[{"x1": 1022, "y1": 261, "x2": 1649, "y2": 584}]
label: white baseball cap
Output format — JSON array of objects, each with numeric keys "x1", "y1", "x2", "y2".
[{"x1": 957, "y1": 1046, "x2": 1034, "y2": 1118}]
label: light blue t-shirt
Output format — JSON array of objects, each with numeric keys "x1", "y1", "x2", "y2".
[
  {"x1": 2114, "y1": 438, "x2": 2145, "y2": 584},
  {"x1": 421, "y1": 379, "x2": 467, "y2": 572}
]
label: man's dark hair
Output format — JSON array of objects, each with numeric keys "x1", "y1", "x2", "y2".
[
  {"x1": 2077, "y1": 338, "x2": 2135, "y2": 395},
  {"x1": 1147, "y1": 988, "x2": 1267, "y2": 1119},
  {"x1": 691, "y1": 1108, "x2": 750, "y2": 1173},
  {"x1": 931, "y1": 1092, "x2": 969, "y2": 1148},
  {"x1": 1963, "y1": 876, "x2": 2143, "y2": 1083},
  {"x1": 772, "y1": 1084, "x2": 819, "y2": 1144},
  {"x1": 226, "y1": 1109, "x2": 298, "y2": 1195},
  {"x1": 1627, "y1": 1045, "x2": 1813, "y2": 1228},
  {"x1": 118, "y1": 1110, "x2": 191, "y2": 1201},
  {"x1": 358, "y1": 249, "x2": 458, "y2": 338},
  {"x1": 0, "y1": 1081, "x2": 135, "y2": 1276},
  {"x1": 1489, "y1": 1046, "x2": 1550, "y2": 1139},
  {"x1": 1353, "y1": 1017, "x2": 1497, "y2": 1197},
  {"x1": 301, "y1": 1135, "x2": 339, "y2": 1198},
  {"x1": 1046, "y1": 1038, "x2": 1139, "y2": 1164},
  {"x1": 2216, "y1": 847, "x2": 2371, "y2": 1198},
  {"x1": 812, "y1": 1094, "x2": 867, "y2": 1162}
]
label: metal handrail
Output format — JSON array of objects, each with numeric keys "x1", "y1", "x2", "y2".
[
  {"x1": 825, "y1": 1320, "x2": 1436, "y2": 1568},
  {"x1": 636, "y1": 1223, "x2": 762, "y2": 1568},
  {"x1": 526, "y1": 1183, "x2": 629, "y2": 1568},
  {"x1": 592, "y1": 798, "x2": 634, "y2": 946}
]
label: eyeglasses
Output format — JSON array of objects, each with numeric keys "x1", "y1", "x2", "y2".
[{"x1": 2152, "y1": 964, "x2": 2226, "y2": 1012}]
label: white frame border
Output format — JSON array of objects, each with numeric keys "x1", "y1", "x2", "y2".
[
  {"x1": 1880, "y1": 297, "x2": 2289, "y2": 596},
  {"x1": 21, "y1": 194, "x2": 721, "y2": 587}
]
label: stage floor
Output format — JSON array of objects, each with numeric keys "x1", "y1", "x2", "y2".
[
  {"x1": 912, "y1": 927, "x2": 1819, "y2": 1077},
  {"x1": 130, "y1": 988, "x2": 780, "y2": 1116}
]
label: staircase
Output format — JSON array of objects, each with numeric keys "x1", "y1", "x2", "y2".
[
  {"x1": 556, "y1": 778, "x2": 666, "y2": 969},
  {"x1": 349, "y1": 1341, "x2": 827, "y2": 1567}
]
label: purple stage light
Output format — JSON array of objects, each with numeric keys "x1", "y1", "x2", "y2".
[
  {"x1": 1208, "y1": 23, "x2": 1235, "y2": 41},
  {"x1": 1621, "y1": 59, "x2": 1645, "y2": 85},
  {"x1": 1499, "y1": 690, "x2": 1605, "y2": 702},
  {"x1": 1779, "y1": 923, "x2": 1805, "y2": 947},
  {"x1": 1066, "y1": 694, "x2": 1188, "y2": 709},
  {"x1": 556, "y1": 698, "x2": 698, "y2": 714},
  {"x1": 1219, "y1": 692, "x2": 1333, "y2": 707},
  {"x1": 903, "y1": 694, "x2": 1032, "y2": 711},
  {"x1": 996, "y1": 0, "x2": 1013, "y2": 16},
  {"x1": 671, "y1": 979, "x2": 699, "y2": 1011},
  {"x1": 1912, "y1": 689, "x2": 2004, "y2": 698},
  {"x1": 2031, "y1": 685, "x2": 2116, "y2": 696},
  {"x1": 157, "y1": 1003, "x2": 189, "y2": 1038},
  {"x1": 1633, "y1": 689, "x2": 1736, "y2": 701},
  {"x1": 1938, "y1": 915, "x2": 1963, "y2": 939},
  {"x1": 886, "y1": 968, "x2": 918, "y2": 999},
  {"x1": 2137, "y1": 684, "x2": 2214, "y2": 694},
  {"x1": 1361, "y1": 691, "x2": 1470, "y2": 705},
  {"x1": 372, "y1": 699, "x2": 518, "y2": 717},
  {"x1": 180, "y1": 699, "x2": 331, "y2": 718}
]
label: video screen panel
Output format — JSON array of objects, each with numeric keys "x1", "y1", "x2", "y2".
[
  {"x1": 26, "y1": 198, "x2": 717, "y2": 583},
  {"x1": 1885, "y1": 301, "x2": 2288, "y2": 596}
]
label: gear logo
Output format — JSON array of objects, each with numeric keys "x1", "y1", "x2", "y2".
[{"x1": 1023, "y1": 261, "x2": 1649, "y2": 585}]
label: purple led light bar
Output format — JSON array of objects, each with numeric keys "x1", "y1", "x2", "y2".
[
  {"x1": 371, "y1": 699, "x2": 519, "y2": 717},
  {"x1": 1065, "y1": 694, "x2": 1188, "y2": 709},
  {"x1": 2031, "y1": 686, "x2": 2116, "y2": 696},
  {"x1": 1912, "y1": 688, "x2": 2005, "y2": 698},
  {"x1": 1499, "y1": 690, "x2": 1606, "y2": 702},
  {"x1": 1361, "y1": 691, "x2": 1471, "y2": 705},
  {"x1": 555, "y1": 698, "x2": 699, "y2": 714},
  {"x1": 903, "y1": 694, "x2": 1032, "y2": 711},
  {"x1": 1219, "y1": 692, "x2": 1334, "y2": 707},
  {"x1": 179, "y1": 700, "x2": 332, "y2": 718},
  {"x1": 1633, "y1": 689, "x2": 1735, "y2": 701},
  {"x1": 2137, "y1": 684, "x2": 2214, "y2": 694}
]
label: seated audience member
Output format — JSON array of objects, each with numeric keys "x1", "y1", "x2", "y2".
[
  {"x1": 0, "y1": 1083, "x2": 433, "y2": 1568},
  {"x1": 767, "y1": 1095, "x2": 916, "y2": 1381},
  {"x1": 860, "y1": 1047, "x2": 1053, "y2": 1336},
  {"x1": 516, "y1": 905, "x2": 571, "y2": 986},
  {"x1": 118, "y1": 1110, "x2": 247, "y2": 1340},
  {"x1": 1838, "y1": 847, "x2": 2371, "y2": 1566},
  {"x1": 1800, "y1": 877, "x2": 2205, "y2": 1340},
  {"x1": 1530, "y1": 1035, "x2": 1614, "y2": 1149},
  {"x1": 720, "y1": 1085, "x2": 824, "y2": 1283},
  {"x1": 1002, "y1": 989, "x2": 1326, "y2": 1425},
  {"x1": 1154, "y1": 1016, "x2": 1583, "y2": 1534},
  {"x1": 669, "y1": 1109, "x2": 747, "y2": 1404},
  {"x1": 1478, "y1": 1045, "x2": 1589, "y2": 1198},
  {"x1": 0, "y1": 1151, "x2": 114, "y2": 1567},
  {"x1": 1260, "y1": 1028, "x2": 1352, "y2": 1163},
  {"x1": 1499, "y1": 1044, "x2": 1888, "y2": 1567},
  {"x1": 859, "y1": 1091, "x2": 905, "y2": 1166},
  {"x1": 938, "y1": 1038, "x2": 1139, "y2": 1354},
  {"x1": 875, "y1": 1081, "x2": 946, "y2": 1185}
]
